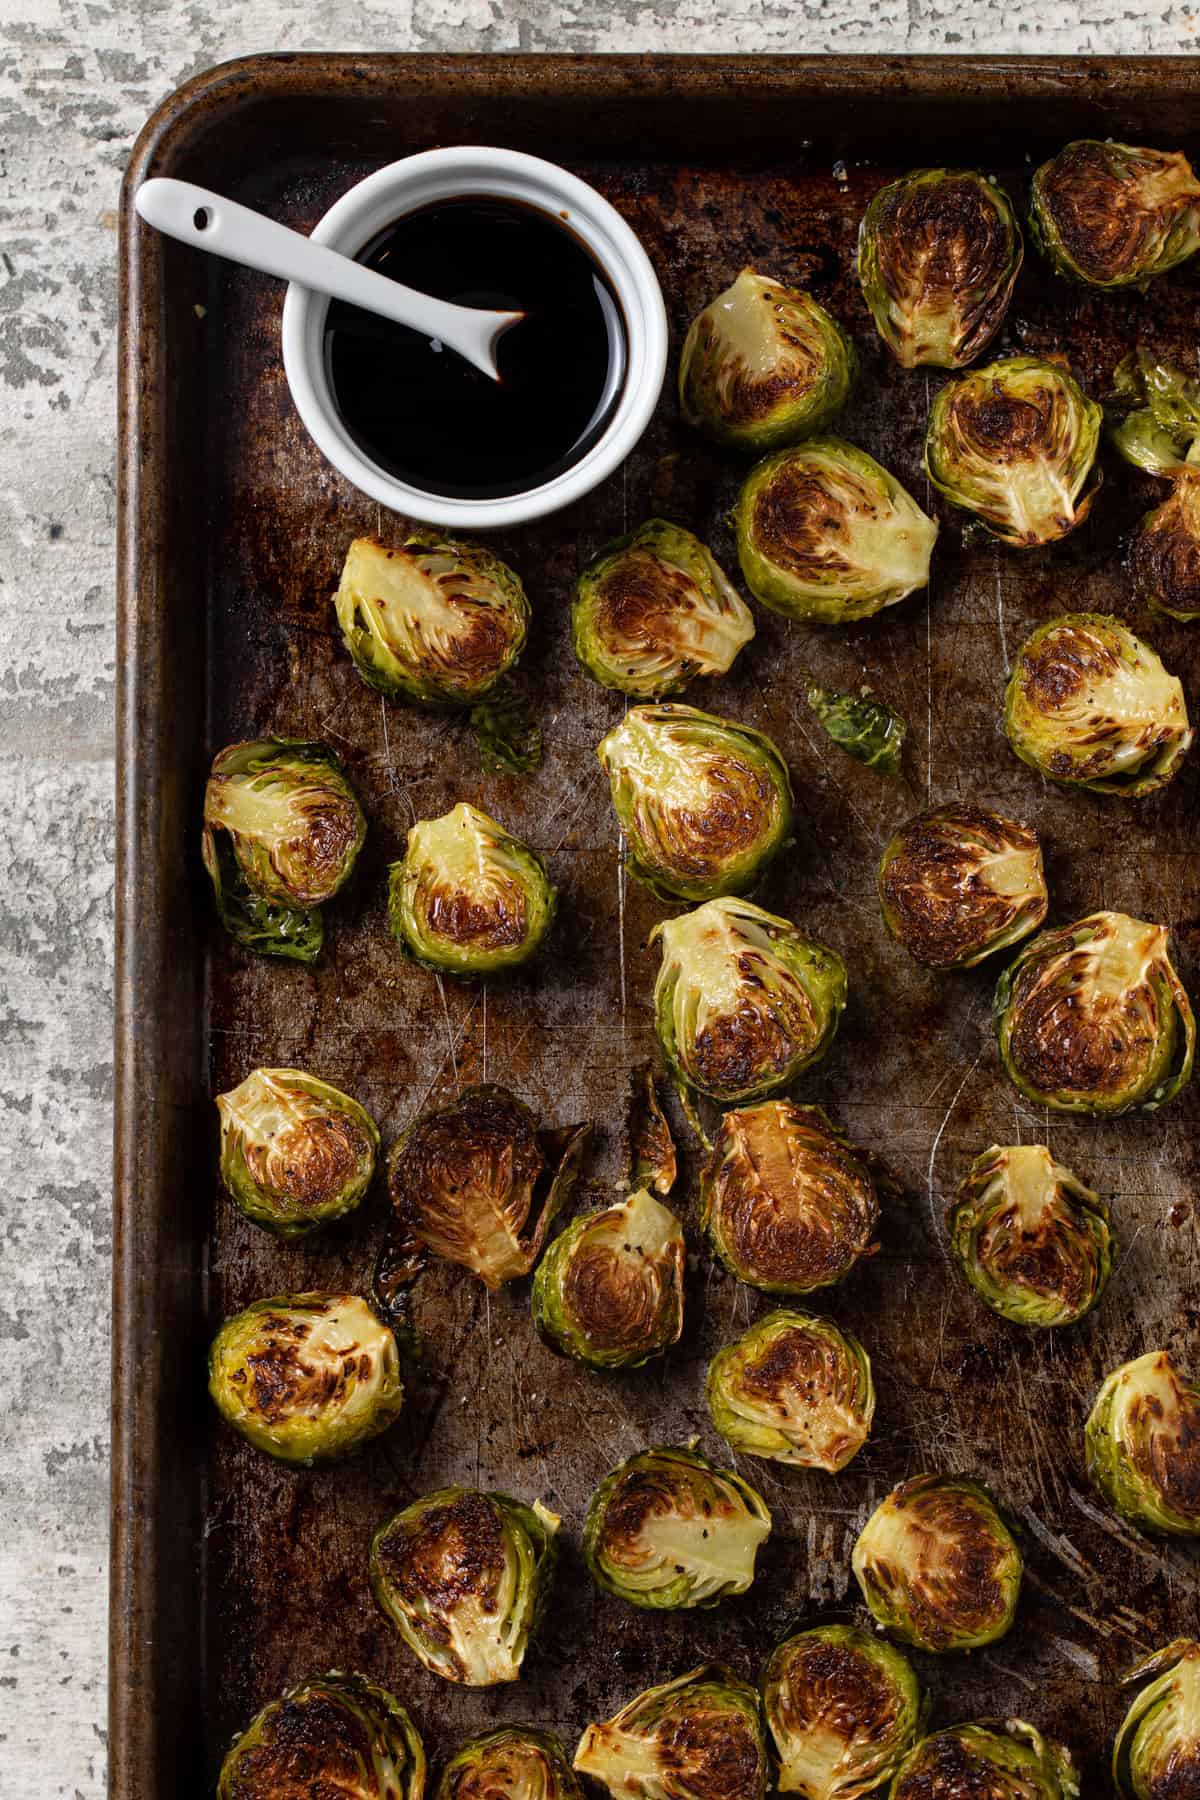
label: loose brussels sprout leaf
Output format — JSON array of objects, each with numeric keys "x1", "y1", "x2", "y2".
[
  {"x1": 925, "y1": 355, "x2": 1101, "y2": 546},
  {"x1": 370, "y1": 1486, "x2": 560, "y2": 1685},
  {"x1": 468, "y1": 679, "x2": 543, "y2": 776},
  {"x1": 208, "y1": 1292, "x2": 403, "y2": 1465},
  {"x1": 1031, "y1": 140, "x2": 1200, "y2": 288},
  {"x1": 1132, "y1": 475, "x2": 1200, "y2": 622},
  {"x1": 1113, "y1": 1639, "x2": 1200, "y2": 1800},
  {"x1": 597, "y1": 704, "x2": 793, "y2": 903},
  {"x1": 857, "y1": 168, "x2": 1023, "y2": 370},
  {"x1": 216, "y1": 1067, "x2": 380, "y2": 1239},
  {"x1": 203, "y1": 737, "x2": 366, "y2": 909},
  {"x1": 628, "y1": 1063, "x2": 677, "y2": 1197},
  {"x1": 995, "y1": 911, "x2": 1195, "y2": 1116},
  {"x1": 388, "y1": 801, "x2": 556, "y2": 976},
  {"x1": 702, "y1": 1101, "x2": 879, "y2": 1295},
  {"x1": 735, "y1": 438, "x2": 937, "y2": 623},
  {"x1": 201, "y1": 824, "x2": 324, "y2": 963},
  {"x1": 891, "y1": 1720, "x2": 1079, "y2": 1800},
  {"x1": 679, "y1": 268, "x2": 856, "y2": 454},
  {"x1": 878, "y1": 802, "x2": 1048, "y2": 970},
  {"x1": 762, "y1": 1624, "x2": 925, "y2": 1800},
  {"x1": 571, "y1": 519, "x2": 755, "y2": 700},
  {"x1": 1085, "y1": 1351, "x2": 1200, "y2": 1537},
  {"x1": 217, "y1": 1671, "x2": 426, "y2": 1800},
  {"x1": 532, "y1": 1187, "x2": 685, "y2": 1371},
  {"x1": 652, "y1": 898, "x2": 847, "y2": 1107},
  {"x1": 583, "y1": 1445, "x2": 771, "y2": 1609},
  {"x1": 575, "y1": 1664, "x2": 770, "y2": 1800},
  {"x1": 1006, "y1": 613, "x2": 1192, "y2": 797},
  {"x1": 334, "y1": 532, "x2": 529, "y2": 706},
  {"x1": 706, "y1": 1308, "x2": 874, "y2": 1471},
  {"x1": 807, "y1": 684, "x2": 906, "y2": 777},
  {"x1": 436, "y1": 1727, "x2": 583, "y2": 1800},
  {"x1": 1107, "y1": 350, "x2": 1200, "y2": 476}
]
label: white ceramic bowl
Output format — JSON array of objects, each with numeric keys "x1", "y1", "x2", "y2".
[{"x1": 281, "y1": 146, "x2": 668, "y2": 530}]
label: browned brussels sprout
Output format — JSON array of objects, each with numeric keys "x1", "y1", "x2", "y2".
[
  {"x1": 1031, "y1": 140, "x2": 1200, "y2": 288},
  {"x1": 762, "y1": 1625, "x2": 926, "y2": 1799},
  {"x1": 216, "y1": 1067, "x2": 379, "y2": 1238},
  {"x1": 531, "y1": 1187, "x2": 685, "y2": 1371},
  {"x1": 1085, "y1": 1351, "x2": 1200, "y2": 1537},
  {"x1": 388, "y1": 802, "x2": 556, "y2": 976},
  {"x1": 1113, "y1": 1639, "x2": 1200, "y2": 1798},
  {"x1": 891, "y1": 1720, "x2": 1078, "y2": 1800},
  {"x1": 878, "y1": 803, "x2": 1048, "y2": 970},
  {"x1": 574, "y1": 1665, "x2": 770, "y2": 1800},
  {"x1": 1132, "y1": 476, "x2": 1200, "y2": 623},
  {"x1": 706, "y1": 1309, "x2": 874, "y2": 1471},
  {"x1": 435, "y1": 1727, "x2": 582, "y2": 1800},
  {"x1": 627, "y1": 1063, "x2": 676, "y2": 1197},
  {"x1": 1107, "y1": 349, "x2": 1200, "y2": 476},
  {"x1": 217, "y1": 1672, "x2": 426, "y2": 1800}
]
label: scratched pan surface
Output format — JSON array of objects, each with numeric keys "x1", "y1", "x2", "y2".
[{"x1": 115, "y1": 56, "x2": 1200, "y2": 1800}]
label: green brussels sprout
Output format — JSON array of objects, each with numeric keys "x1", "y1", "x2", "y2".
[
  {"x1": 924, "y1": 355, "x2": 1101, "y2": 546},
  {"x1": 370, "y1": 1486, "x2": 559, "y2": 1685},
  {"x1": 1107, "y1": 350, "x2": 1200, "y2": 476},
  {"x1": 762, "y1": 1625, "x2": 926, "y2": 1800},
  {"x1": 1132, "y1": 475, "x2": 1200, "y2": 623},
  {"x1": 651, "y1": 898, "x2": 847, "y2": 1108},
  {"x1": 217, "y1": 1671, "x2": 426, "y2": 1800},
  {"x1": 208, "y1": 1292, "x2": 403, "y2": 1464},
  {"x1": 702, "y1": 1101, "x2": 880, "y2": 1295},
  {"x1": 857, "y1": 168, "x2": 1023, "y2": 370},
  {"x1": 436, "y1": 1727, "x2": 583, "y2": 1800},
  {"x1": 947, "y1": 1145, "x2": 1114, "y2": 1329},
  {"x1": 583, "y1": 1444, "x2": 771, "y2": 1610},
  {"x1": 851, "y1": 1473, "x2": 1022, "y2": 1652},
  {"x1": 388, "y1": 802, "x2": 556, "y2": 976},
  {"x1": 1030, "y1": 140, "x2": 1200, "y2": 288},
  {"x1": 679, "y1": 267, "x2": 856, "y2": 454},
  {"x1": 216, "y1": 1066, "x2": 379, "y2": 1238},
  {"x1": 706, "y1": 1308, "x2": 874, "y2": 1471},
  {"x1": 995, "y1": 911, "x2": 1195, "y2": 1116},
  {"x1": 1113, "y1": 1639, "x2": 1200, "y2": 1800},
  {"x1": 878, "y1": 803, "x2": 1048, "y2": 970},
  {"x1": 597, "y1": 704, "x2": 793, "y2": 903},
  {"x1": 628, "y1": 1063, "x2": 677, "y2": 1197},
  {"x1": 575, "y1": 1664, "x2": 770, "y2": 1800},
  {"x1": 532, "y1": 1186, "x2": 685, "y2": 1371},
  {"x1": 571, "y1": 519, "x2": 755, "y2": 700},
  {"x1": 735, "y1": 438, "x2": 937, "y2": 623},
  {"x1": 1005, "y1": 614, "x2": 1192, "y2": 797},
  {"x1": 1085, "y1": 1351, "x2": 1200, "y2": 1537},
  {"x1": 890, "y1": 1720, "x2": 1079, "y2": 1800},
  {"x1": 807, "y1": 684, "x2": 907, "y2": 777}
]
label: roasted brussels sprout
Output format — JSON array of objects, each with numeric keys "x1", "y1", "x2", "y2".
[
  {"x1": 628, "y1": 1063, "x2": 677, "y2": 1197},
  {"x1": 532, "y1": 1186, "x2": 685, "y2": 1371},
  {"x1": 851, "y1": 1473, "x2": 1022, "y2": 1652},
  {"x1": 216, "y1": 1067, "x2": 379, "y2": 1238},
  {"x1": 995, "y1": 911, "x2": 1195, "y2": 1116},
  {"x1": 597, "y1": 704, "x2": 793, "y2": 903},
  {"x1": 878, "y1": 803, "x2": 1048, "y2": 970},
  {"x1": 1113, "y1": 1639, "x2": 1200, "y2": 1799},
  {"x1": 707, "y1": 1309, "x2": 874, "y2": 1471},
  {"x1": 583, "y1": 1444, "x2": 771, "y2": 1610},
  {"x1": 890, "y1": 1721, "x2": 1078, "y2": 1800},
  {"x1": 924, "y1": 355, "x2": 1101, "y2": 546},
  {"x1": 1132, "y1": 476, "x2": 1200, "y2": 624},
  {"x1": 1004, "y1": 614, "x2": 1192, "y2": 797},
  {"x1": 762, "y1": 1625, "x2": 925, "y2": 1800},
  {"x1": 575, "y1": 1664, "x2": 770, "y2": 1800},
  {"x1": 858, "y1": 168, "x2": 1023, "y2": 370},
  {"x1": 735, "y1": 439, "x2": 937, "y2": 624},
  {"x1": 370, "y1": 1486, "x2": 559, "y2": 1685},
  {"x1": 436, "y1": 1727, "x2": 582, "y2": 1800},
  {"x1": 388, "y1": 802, "x2": 555, "y2": 976},
  {"x1": 702, "y1": 1102, "x2": 880, "y2": 1295},
  {"x1": 679, "y1": 268, "x2": 856, "y2": 454},
  {"x1": 1085, "y1": 1351, "x2": 1200, "y2": 1537},
  {"x1": 208, "y1": 1292, "x2": 403, "y2": 1464},
  {"x1": 217, "y1": 1672, "x2": 426, "y2": 1800},
  {"x1": 571, "y1": 519, "x2": 754, "y2": 699},
  {"x1": 807, "y1": 684, "x2": 907, "y2": 777},
  {"x1": 1107, "y1": 349, "x2": 1200, "y2": 477},
  {"x1": 1031, "y1": 140, "x2": 1200, "y2": 288}
]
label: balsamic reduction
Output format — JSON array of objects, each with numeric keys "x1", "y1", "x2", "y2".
[{"x1": 324, "y1": 197, "x2": 627, "y2": 501}]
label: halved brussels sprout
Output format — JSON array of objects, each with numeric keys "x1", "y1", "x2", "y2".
[
  {"x1": 1107, "y1": 350, "x2": 1200, "y2": 477},
  {"x1": 217, "y1": 1672, "x2": 426, "y2": 1800},
  {"x1": 1113, "y1": 1639, "x2": 1200, "y2": 1799},
  {"x1": 735, "y1": 438, "x2": 937, "y2": 623},
  {"x1": 1005, "y1": 614, "x2": 1192, "y2": 796},
  {"x1": 436, "y1": 1727, "x2": 582, "y2": 1800},
  {"x1": 1132, "y1": 476, "x2": 1200, "y2": 623},
  {"x1": 208, "y1": 1292, "x2": 403, "y2": 1464},
  {"x1": 858, "y1": 168, "x2": 1023, "y2": 370},
  {"x1": 575, "y1": 1664, "x2": 770, "y2": 1800},
  {"x1": 891, "y1": 1721, "x2": 1078, "y2": 1800},
  {"x1": 762, "y1": 1625, "x2": 925, "y2": 1799},
  {"x1": 995, "y1": 911, "x2": 1195, "y2": 1116},
  {"x1": 679, "y1": 268, "x2": 856, "y2": 454},
  {"x1": 370, "y1": 1486, "x2": 559, "y2": 1685},
  {"x1": 583, "y1": 1444, "x2": 771, "y2": 1609},
  {"x1": 924, "y1": 355, "x2": 1101, "y2": 546},
  {"x1": 1031, "y1": 140, "x2": 1200, "y2": 288},
  {"x1": 571, "y1": 519, "x2": 754, "y2": 699},
  {"x1": 628, "y1": 1063, "x2": 677, "y2": 1197},
  {"x1": 851, "y1": 1473, "x2": 1022, "y2": 1652},
  {"x1": 532, "y1": 1187, "x2": 685, "y2": 1371},
  {"x1": 878, "y1": 803, "x2": 1048, "y2": 970},
  {"x1": 388, "y1": 802, "x2": 556, "y2": 976},
  {"x1": 706, "y1": 1308, "x2": 874, "y2": 1471},
  {"x1": 597, "y1": 704, "x2": 793, "y2": 903},
  {"x1": 701, "y1": 1102, "x2": 880, "y2": 1295},
  {"x1": 947, "y1": 1145, "x2": 1114, "y2": 1329},
  {"x1": 216, "y1": 1067, "x2": 379, "y2": 1238},
  {"x1": 1085, "y1": 1351, "x2": 1200, "y2": 1537},
  {"x1": 807, "y1": 684, "x2": 907, "y2": 777}
]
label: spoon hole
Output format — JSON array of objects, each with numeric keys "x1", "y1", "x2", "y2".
[{"x1": 193, "y1": 207, "x2": 211, "y2": 232}]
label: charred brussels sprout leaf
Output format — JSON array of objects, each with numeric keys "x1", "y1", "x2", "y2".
[
  {"x1": 468, "y1": 680, "x2": 543, "y2": 776},
  {"x1": 1113, "y1": 1639, "x2": 1200, "y2": 1799},
  {"x1": 762, "y1": 1625, "x2": 925, "y2": 1800},
  {"x1": 735, "y1": 438, "x2": 937, "y2": 623},
  {"x1": 370, "y1": 1486, "x2": 559, "y2": 1685},
  {"x1": 1132, "y1": 476, "x2": 1200, "y2": 622},
  {"x1": 628, "y1": 1063, "x2": 677, "y2": 1197},
  {"x1": 574, "y1": 1664, "x2": 770, "y2": 1800},
  {"x1": 807, "y1": 684, "x2": 907, "y2": 777},
  {"x1": 1085, "y1": 1351, "x2": 1200, "y2": 1537},
  {"x1": 208, "y1": 1293, "x2": 403, "y2": 1464},
  {"x1": 878, "y1": 803, "x2": 1048, "y2": 970},
  {"x1": 1031, "y1": 140, "x2": 1200, "y2": 288},
  {"x1": 706, "y1": 1309, "x2": 874, "y2": 1471},
  {"x1": 388, "y1": 802, "x2": 556, "y2": 976},
  {"x1": 436, "y1": 1727, "x2": 583, "y2": 1800},
  {"x1": 1107, "y1": 350, "x2": 1200, "y2": 476},
  {"x1": 217, "y1": 1671, "x2": 426, "y2": 1800},
  {"x1": 532, "y1": 1187, "x2": 685, "y2": 1371},
  {"x1": 216, "y1": 1067, "x2": 379, "y2": 1239},
  {"x1": 995, "y1": 910, "x2": 1195, "y2": 1116},
  {"x1": 891, "y1": 1721, "x2": 1079, "y2": 1800}
]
